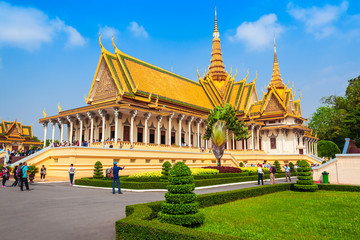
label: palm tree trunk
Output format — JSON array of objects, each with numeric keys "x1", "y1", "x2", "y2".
[{"x1": 212, "y1": 141, "x2": 226, "y2": 166}]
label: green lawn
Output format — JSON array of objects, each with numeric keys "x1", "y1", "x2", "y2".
[{"x1": 197, "y1": 191, "x2": 360, "y2": 239}]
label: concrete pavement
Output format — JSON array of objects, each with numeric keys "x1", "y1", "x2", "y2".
[{"x1": 0, "y1": 177, "x2": 294, "y2": 240}]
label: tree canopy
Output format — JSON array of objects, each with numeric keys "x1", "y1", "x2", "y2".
[
  {"x1": 317, "y1": 140, "x2": 341, "y2": 160},
  {"x1": 203, "y1": 103, "x2": 249, "y2": 141},
  {"x1": 309, "y1": 75, "x2": 360, "y2": 150}
]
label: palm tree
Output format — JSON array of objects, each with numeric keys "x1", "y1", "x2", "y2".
[{"x1": 211, "y1": 121, "x2": 227, "y2": 166}]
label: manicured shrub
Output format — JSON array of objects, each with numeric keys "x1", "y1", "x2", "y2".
[
  {"x1": 93, "y1": 161, "x2": 104, "y2": 179},
  {"x1": 294, "y1": 160, "x2": 318, "y2": 192},
  {"x1": 202, "y1": 166, "x2": 242, "y2": 173},
  {"x1": 239, "y1": 162, "x2": 244, "y2": 167},
  {"x1": 274, "y1": 160, "x2": 281, "y2": 172},
  {"x1": 161, "y1": 161, "x2": 172, "y2": 181},
  {"x1": 158, "y1": 162, "x2": 204, "y2": 227},
  {"x1": 289, "y1": 162, "x2": 295, "y2": 173}
]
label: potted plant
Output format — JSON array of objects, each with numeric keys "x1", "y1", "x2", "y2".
[{"x1": 28, "y1": 165, "x2": 39, "y2": 182}]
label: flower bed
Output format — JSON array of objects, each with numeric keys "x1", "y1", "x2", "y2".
[
  {"x1": 128, "y1": 168, "x2": 219, "y2": 179},
  {"x1": 202, "y1": 166, "x2": 242, "y2": 173}
]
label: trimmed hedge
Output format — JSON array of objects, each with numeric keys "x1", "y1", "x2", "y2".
[
  {"x1": 318, "y1": 184, "x2": 360, "y2": 192},
  {"x1": 75, "y1": 173, "x2": 289, "y2": 190},
  {"x1": 116, "y1": 184, "x2": 292, "y2": 239}
]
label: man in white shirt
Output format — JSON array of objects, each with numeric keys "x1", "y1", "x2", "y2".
[
  {"x1": 284, "y1": 164, "x2": 291, "y2": 182},
  {"x1": 257, "y1": 164, "x2": 264, "y2": 185}
]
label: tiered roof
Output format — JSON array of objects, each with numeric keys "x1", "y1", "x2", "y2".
[{"x1": 0, "y1": 119, "x2": 33, "y2": 139}]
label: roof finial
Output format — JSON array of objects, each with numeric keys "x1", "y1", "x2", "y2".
[
  {"x1": 213, "y1": 7, "x2": 219, "y2": 38},
  {"x1": 99, "y1": 32, "x2": 103, "y2": 49},
  {"x1": 274, "y1": 35, "x2": 278, "y2": 63}
]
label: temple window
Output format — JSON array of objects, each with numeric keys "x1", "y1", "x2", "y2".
[
  {"x1": 149, "y1": 129, "x2": 155, "y2": 143},
  {"x1": 137, "y1": 127, "x2": 143, "y2": 143},
  {"x1": 111, "y1": 126, "x2": 115, "y2": 139},
  {"x1": 161, "y1": 131, "x2": 166, "y2": 144},
  {"x1": 270, "y1": 137, "x2": 276, "y2": 149},
  {"x1": 98, "y1": 127, "x2": 102, "y2": 142},
  {"x1": 123, "y1": 126, "x2": 130, "y2": 142},
  {"x1": 181, "y1": 133, "x2": 185, "y2": 145},
  {"x1": 171, "y1": 131, "x2": 175, "y2": 145}
]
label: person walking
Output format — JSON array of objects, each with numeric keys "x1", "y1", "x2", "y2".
[
  {"x1": 257, "y1": 164, "x2": 264, "y2": 185},
  {"x1": 1, "y1": 165, "x2": 10, "y2": 187},
  {"x1": 112, "y1": 161, "x2": 125, "y2": 194},
  {"x1": 11, "y1": 166, "x2": 19, "y2": 186},
  {"x1": 269, "y1": 164, "x2": 277, "y2": 184},
  {"x1": 16, "y1": 163, "x2": 23, "y2": 187},
  {"x1": 40, "y1": 165, "x2": 47, "y2": 182},
  {"x1": 68, "y1": 164, "x2": 77, "y2": 185},
  {"x1": 20, "y1": 162, "x2": 30, "y2": 191},
  {"x1": 284, "y1": 164, "x2": 291, "y2": 182}
]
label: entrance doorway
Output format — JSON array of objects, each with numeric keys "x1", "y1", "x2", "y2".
[
  {"x1": 149, "y1": 129, "x2": 155, "y2": 143},
  {"x1": 161, "y1": 131, "x2": 166, "y2": 144},
  {"x1": 137, "y1": 127, "x2": 143, "y2": 142}
]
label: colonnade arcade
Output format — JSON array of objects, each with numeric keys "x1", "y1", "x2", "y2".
[{"x1": 41, "y1": 107, "x2": 210, "y2": 149}]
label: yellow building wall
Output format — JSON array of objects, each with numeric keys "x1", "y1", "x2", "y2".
[{"x1": 23, "y1": 147, "x2": 321, "y2": 178}]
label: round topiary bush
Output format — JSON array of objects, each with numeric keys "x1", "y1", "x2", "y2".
[
  {"x1": 274, "y1": 160, "x2": 281, "y2": 172},
  {"x1": 93, "y1": 161, "x2": 104, "y2": 179},
  {"x1": 158, "y1": 162, "x2": 204, "y2": 227},
  {"x1": 294, "y1": 160, "x2": 318, "y2": 192},
  {"x1": 160, "y1": 161, "x2": 172, "y2": 181}
]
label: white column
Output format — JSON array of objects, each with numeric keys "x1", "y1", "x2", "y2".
[
  {"x1": 157, "y1": 115, "x2": 162, "y2": 145},
  {"x1": 42, "y1": 121, "x2": 48, "y2": 148},
  {"x1": 315, "y1": 140, "x2": 318, "y2": 156},
  {"x1": 98, "y1": 109, "x2": 106, "y2": 143},
  {"x1": 232, "y1": 134, "x2": 235, "y2": 150},
  {"x1": 251, "y1": 125, "x2": 255, "y2": 151},
  {"x1": 114, "y1": 108, "x2": 120, "y2": 143},
  {"x1": 226, "y1": 129, "x2": 230, "y2": 150},
  {"x1": 188, "y1": 116, "x2": 194, "y2": 147},
  {"x1": 130, "y1": 110, "x2": 138, "y2": 145},
  {"x1": 67, "y1": 116, "x2": 74, "y2": 144},
  {"x1": 243, "y1": 139, "x2": 247, "y2": 151},
  {"x1": 196, "y1": 118, "x2": 202, "y2": 148},
  {"x1": 76, "y1": 113, "x2": 84, "y2": 146},
  {"x1": 144, "y1": 112, "x2": 151, "y2": 145},
  {"x1": 282, "y1": 129, "x2": 285, "y2": 152},
  {"x1": 168, "y1": 112, "x2": 174, "y2": 146},
  {"x1": 50, "y1": 120, "x2": 56, "y2": 146},
  {"x1": 87, "y1": 112, "x2": 95, "y2": 144},
  {"x1": 205, "y1": 140, "x2": 208, "y2": 149},
  {"x1": 58, "y1": 118, "x2": 64, "y2": 143},
  {"x1": 178, "y1": 114, "x2": 185, "y2": 147}
]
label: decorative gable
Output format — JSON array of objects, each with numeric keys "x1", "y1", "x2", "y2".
[
  {"x1": 92, "y1": 64, "x2": 118, "y2": 104},
  {"x1": 264, "y1": 94, "x2": 285, "y2": 113}
]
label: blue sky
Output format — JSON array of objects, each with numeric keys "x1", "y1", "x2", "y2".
[{"x1": 0, "y1": 0, "x2": 359, "y2": 139}]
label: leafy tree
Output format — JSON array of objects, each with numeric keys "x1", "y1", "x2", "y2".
[
  {"x1": 309, "y1": 75, "x2": 360, "y2": 150},
  {"x1": 317, "y1": 140, "x2": 341, "y2": 160},
  {"x1": 93, "y1": 161, "x2": 104, "y2": 178},
  {"x1": 294, "y1": 160, "x2": 318, "y2": 192},
  {"x1": 31, "y1": 136, "x2": 41, "y2": 142},
  {"x1": 158, "y1": 162, "x2": 204, "y2": 226},
  {"x1": 203, "y1": 103, "x2": 249, "y2": 166}
]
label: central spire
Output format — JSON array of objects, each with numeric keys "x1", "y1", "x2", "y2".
[
  {"x1": 209, "y1": 7, "x2": 227, "y2": 82},
  {"x1": 269, "y1": 38, "x2": 285, "y2": 88}
]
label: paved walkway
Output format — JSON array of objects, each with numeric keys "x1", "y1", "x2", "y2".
[{"x1": 0, "y1": 178, "x2": 294, "y2": 240}]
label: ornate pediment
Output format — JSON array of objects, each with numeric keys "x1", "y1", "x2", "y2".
[{"x1": 92, "y1": 64, "x2": 117, "y2": 103}]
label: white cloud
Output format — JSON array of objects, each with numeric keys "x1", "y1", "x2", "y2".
[
  {"x1": 287, "y1": 1, "x2": 348, "y2": 38},
  {"x1": 128, "y1": 21, "x2": 148, "y2": 38},
  {"x1": 0, "y1": 2, "x2": 85, "y2": 51},
  {"x1": 99, "y1": 25, "x2": 120, "y2": 40},
  {"x1": 229, "y1": 14, "x2": 284, "y2": 50}
]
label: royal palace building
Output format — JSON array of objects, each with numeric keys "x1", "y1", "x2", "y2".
[{"x1": 38, "y1": 12, "x2": 319, "y2": 158}]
